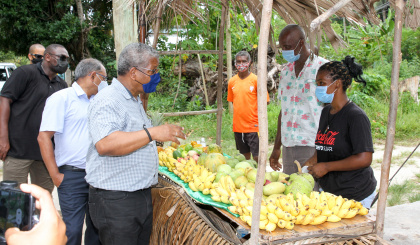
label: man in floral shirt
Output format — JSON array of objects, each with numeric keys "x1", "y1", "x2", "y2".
[{"x1": 269, "y1": 24, "x2": 328, "y2": 174}]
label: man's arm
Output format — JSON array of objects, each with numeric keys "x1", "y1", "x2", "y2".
[
  {"x1": 269, "y1": 110, "x2": 282, "y2": 171},
  {"x1": 37, "y1": 131, "x2": 63, "y2": 187},
  {"x1": 95, "y1": 124, "x2": 185, "y2": 156},
  {"x1": 0, "y1": 97, "x2": 12, "y2": 161}
]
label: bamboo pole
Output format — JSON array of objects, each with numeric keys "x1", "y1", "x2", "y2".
[
  {"x1": 226, "y1": 6, "x2": 233, "y2": 115},
  {"x1": 197, "y1": 54, "x2": 210, "y2": 107},
  {"x1": 152, "y1": 1, "x2": 164, "y2": 48},
  {"x1": 161, "y1": 109, "x2": 218, "y2": 117},
  {"x1": 172, "y1": 54, "x2": 182, "y2": 109},
  {"x1": 249, "y1": 0, "x2": 273, "y2": 243},
  {"x1": 376, "y1": 0, "x2": 405, "y2": 240},
  {"x1": 216, "y1": 0, "x2": 226, "y2": 146},
  {"x1": 309, "y1": 0, "x2": 352, "y2": 32}
]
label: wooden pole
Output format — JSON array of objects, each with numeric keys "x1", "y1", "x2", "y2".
[
  {"x1": 158, "y1": 50, "x2": 226, "y2": 55},
  {"x1": 197, "y1": 54, "x2": 210, "y2": 107},
  {"x1": 226, "y1": 6, "x2": 233, "y2": 115},
  {"x1": 138, "y1": 2, "x2": 146, "y2": 43},
  {"x1": 249, "y1": 0, "x2": 273, "y2": 243},
  {"x1": 216, "y1": 0, "x2": 226, "y2": 146},
  {"x1": 112, "y1": 0, "x2": 138, "y2": 62},
  {"x1": 152, "y1": 1, "x2": 164, "y2": 48},
  {"x1": 376, "y1": 0, "x2": 405, "y2": 240},
  {"x1": 309, "y1": 0, "x2": 352, "y2": 32},
  {"x1": 161, "y1": 109, "x2": 218, "y2": 117},
  {"x1": 173, "y1": 54, "x2": 182, "y2": 109}
]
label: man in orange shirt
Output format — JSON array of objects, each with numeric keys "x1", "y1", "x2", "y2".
[{"x1": 227, "y1": 51, "x2": 269, "y2": 162}]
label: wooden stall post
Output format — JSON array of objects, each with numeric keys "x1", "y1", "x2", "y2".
[
  {"x1": 226, "y1": 5, "x2": 233, "y2": 115},
  {"x1": 376, "y1": 0, "x2": 405, "y2": 240},
  {"x1": 249, "y1": 0, "x2": 273, "y2": 243},
  {"x1": 152, "y1": 1, "x2": 164, "y2": 48},
  {"x1": 112, "y1": 0, "x2": 138, "y2": 62},
  {"x1": 216, "y1": 0, "x2": 227, "y2": 146}
]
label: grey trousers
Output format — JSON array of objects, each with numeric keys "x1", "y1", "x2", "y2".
[{"x1": 281, "y1": 146, "x2": 316, "y2": 175}]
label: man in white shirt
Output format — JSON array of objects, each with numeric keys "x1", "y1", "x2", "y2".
[
  {"x1": 269, "y1": 24, "x2": 328, "y2": 174},
  {"x1": 38, "y1": 58, "x2": 107, "y2": 245}
]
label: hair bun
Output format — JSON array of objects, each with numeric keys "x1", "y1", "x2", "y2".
[{"x1": 341, "y1": 55, "x2": 366, "y2": 86}]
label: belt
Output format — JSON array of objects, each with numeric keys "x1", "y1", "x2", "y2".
[
  {"x1": 58, "y1": 165, "x2": 85, "y2": 172},
  {"x1": 89, "y1": 185, "x2": 150, "y2": 193}
]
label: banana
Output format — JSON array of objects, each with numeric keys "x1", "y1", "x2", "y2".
[
  {"x1": 202, "y1": 188, "x2": 210, "y2": 195},
  {"x1": 260, "y1": 213, "x2": 268, "y2": 221},
  {"x1": 244, "y1": 206, "x2": 253, "y2": 216},
  {"x1": 335, "y1": 195, "x2": 344, "y2": 208},
  {"x1": 221, "y1": 195, "x2": 230, "y2": 204},
  {"x1": 331, "y1": 204, "x2": 341, "y2": 215},
  {"x1": 295, "y1": 214, "x2": 306, "y2": 225},
  {"x1": 267, "y1": 212, "x2": 279, "y2": 224},
  {"x1": 205, "y1": 173, "x2": 216, "y2": 183},
  {"x1": 274, "y1": 208, "x2": 285, "y2": 219},
  {"x1": 308, "y1": 198, "x2": 317, "y2": 209},
  {"x1": 277, "y1": 219, "x2": 286, "y2": 228},
  {"x1": 344, "y1": 208, "x2": 359, "y2": 219},
  {"x1": 284, "y1": 221, "x2": 295, "y2": 230},
  {"x1": 321, "y1": 209, "x2": 333, "y2": 217},
  {"x1": 341, "y1": 200, "x2": 353, "y2": 210},
  {"x1": 229, "y1": 197, "x2": 240, "y2": 207},
  {"x1": 244, "y1": 189, "x2": 254, "y2": 199},
  {"x1": 260, "y1": 205, "x2": 269, "y2": 215},
  {"x1": 228, "y1": 206, "x2": 238, "y2": 214},
  {"x1": 215, "y1": 187, "x2": 230, "y2": 197},
  {"x1": 189, "y1": 182, "x2": 198, "y2": 192},
  {"x1": 316, "y1": 201, "x2": 327, "y2": 210},
  {"x1": 265, "y1": 222, "x2": 277, "y2": 232},
  {"x1": 236, "y1": 189, "x2": 248, "y2": 200},
  {"x1": 260, "y1": 219, "x2": 269, "y2": 230},
  {"x1": 299, "y1": 205, "x2": 310, "y2": 216},
  {"x1": 210, "y1": 189, "x2": 218, "y2": 197},
  {"x1": 279, "y1": 198, "x2": 293, "y2": 213},
  {"x1": 302, "y1": 194, "x2": 311, "y2": 206},
  {"x1": 358, "y1": 207, "x2": 369, "y2": 215},
  {"x1": 237, "y1": 207, "x2": 243, "y2": 215},
  {"x1": 225, "y1": 176, "x2": 236, "y2": 192},
  {"x1": 355, "y1": 201, "x2": 363, "y2": 210},
  {"x1": 200, "y1": 168, "x2": 209, "y2": 181},
  {"x1": 290, "y1": 207, "x2": 300, "y2": 217},
  {"x1": 320, "y1": 191, "x2": 328, "y2": 203},
  {"x1": 239, "y1": 198, "x2": 248, "y2": 208},
  {"x1": 308, "y1": 209, "x2": 321, "y2": 216},
  {"x1": 302, "y1": 214, "x2": 315, "y2": 225},
  {"x1": 310, "y1": 215, "x2": 328, "y2": 225},
  {"x1": 337, "y1": 208, "x2": 350, "y2": 218},
  {"x1": 242, "y1": 215, "x2": 252, "y2": 226},
  {"x1": 327, "y1": 196, "x2": 336, "y2": 210},
  {"x1": 267, "y1": 203, "x2": 277, "y2": 214},
  {"x1": 196, "y1": 182, "x2": 205, "y2": 192},
  {"x1": 327, "y1": 215, "x2": 341, "y2": 222},
  {"x1": 283, "y1": 212, "x2": 294, "y2": 221},
  {"x1": 204, "y1": 181, "x2": 213, "y2": 189},
  {"x1": 211, "y1": 195, "x2": 221, "y2": 202},
  {"x1": 248, "y1": 198, "x2": 254, "y2": 206}
]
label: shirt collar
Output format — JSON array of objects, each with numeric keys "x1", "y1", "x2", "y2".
[
  {"x1": 111, "y1": 78, "x2": 140, "y2": 101},
  {"x1": 72, "y1": 82, "x2": 89, "y2": 98},
  {"x1": 36, "y1": 61, "x2": 61, "y2": 83}
]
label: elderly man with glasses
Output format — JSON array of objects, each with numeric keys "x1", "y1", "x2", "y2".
[
  {"x1": 85, "y1": 43, "x2": 185, "y2": 245},
  {"x1": 38, "y1": 58, "x2": 106, "y2": 245},
  {"x1": 0, "y1": 44, "x2": 69, "y2": 193}
]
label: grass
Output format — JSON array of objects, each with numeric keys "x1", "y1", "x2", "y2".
[{"x1": 387, "y1": 175, "x2": 420, "y2": 206}]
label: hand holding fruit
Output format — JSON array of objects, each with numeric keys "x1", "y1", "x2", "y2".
[
  {"x1": 308, "y1": 162, "x2": 329, "y2": 178},
  {"x1": 269, "y1": 149, "x2": 282, "y2": 171},
  {"x1": 152, "y1": 124, "x2": 185, "y2": 144}
]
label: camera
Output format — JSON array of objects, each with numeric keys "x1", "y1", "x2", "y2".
[{"x1": 0, "y1": 181, "x2": 38, "y2": 243}]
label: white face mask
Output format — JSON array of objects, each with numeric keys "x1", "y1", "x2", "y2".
[{"x1": 94, "y1": 74, "x2": 108, "y2": 92}]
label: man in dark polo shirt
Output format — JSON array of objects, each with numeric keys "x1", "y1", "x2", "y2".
[{"x1": 0, "y1": 44, "x2": 69, "y2": 193}]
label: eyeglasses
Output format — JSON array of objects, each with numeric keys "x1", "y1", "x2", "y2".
[
  {"x1": 30, "y1": 54, "x2": 44, "y2": 59},
  {"x1": 96, "y1": 73, "x2": 108, "y2": 81},
  {"x1": 49, "y1": 53, "x2": 69, "y2": 62},
  {"x1": 134, "y1": 66, "x2": 159, "y2": 77}
]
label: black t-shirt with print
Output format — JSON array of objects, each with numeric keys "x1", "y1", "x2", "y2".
[{"x1": 315, "y1": 102, "x2": 376, "y2": 201}]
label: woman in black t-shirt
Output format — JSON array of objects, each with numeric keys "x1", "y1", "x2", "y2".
[{"x1": 305, "y1": 56, "x2": 377, "y2": 208}]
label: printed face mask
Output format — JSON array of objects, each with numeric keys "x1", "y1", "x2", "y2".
[
  {"x1": 235, "y1": 62, "x2": 250, "y2": 72},
  {"x1": 315, "y1": 80, "x2": 337, "y2": 103},
  {"x1": 281, "y1": 40, "x2": 303, "y2": 63}
]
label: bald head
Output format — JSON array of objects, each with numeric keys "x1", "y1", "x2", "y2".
[
  {"x1": 279, "y1": 24, "x2": 306, "y2": 41},
  {"x1": 28, "y1": 44, "x2": 45, "y2": 64}
]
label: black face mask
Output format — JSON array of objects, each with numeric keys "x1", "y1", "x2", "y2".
[
  {"x1": 31, "y1": 58, "x2": 43, "y2": 64},
  {"x1": 51, "y1": 59, "x2": 68, "y2": 74}
]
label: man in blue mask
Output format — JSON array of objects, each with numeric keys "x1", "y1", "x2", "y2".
[
  {"x1": 269, "y1": 24, "x2": 329, "y2": 177},
  {"x1": 139, "y1": 72, "x2": 160, "y2": 111}
]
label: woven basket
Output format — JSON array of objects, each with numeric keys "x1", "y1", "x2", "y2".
[{"x1": 150, "y1": 176, "x2": 241, "y2": 245}]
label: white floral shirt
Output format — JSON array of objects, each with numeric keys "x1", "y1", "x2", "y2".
[{"x1": 278, "y1": 55, "x2": 329, "y2": 147}]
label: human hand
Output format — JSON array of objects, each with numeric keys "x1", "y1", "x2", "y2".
[
  {"x1": 5, "y1": 184, "x2": 67, "y2": 245},
  {"x1": 152, "y1": 124, "x2": 186, "y2": 144},
  {"x1": 0, "y1": 136, "x2": 10, "y2": 161},
  {"x1": 308, "y1": 163, "x2": 328, "y2": 178},
  {"x1": 269, "y1": 149, "x2": 282, "y2": 171},
  {"x1": 53, "y1": 173, "x2": 64, "y2": 188}
]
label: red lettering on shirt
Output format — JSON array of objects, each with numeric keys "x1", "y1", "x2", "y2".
[{"x1": 315, "y1": 130, "x2": 339, "y2": 145}]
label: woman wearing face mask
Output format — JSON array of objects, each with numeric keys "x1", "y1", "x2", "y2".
[{"x1": 305, "y1": 56, "x2": 377, "y2": 209}]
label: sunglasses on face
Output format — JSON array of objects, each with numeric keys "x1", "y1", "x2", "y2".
[
  {"x1": 134, "y1": 66, "x2": 159, "y2": 77},
  {"x1": 30, "y1": 54, "x2": 44, "y2": 59},
  {"x1": 49, "y1": 53, "x2": 69, "y2": 62}
]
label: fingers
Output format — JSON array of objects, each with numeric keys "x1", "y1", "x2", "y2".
[
  {"x1": 19, "y1": 184, "x2": 57, "y2": 221},
  {"x1": 5, "y1": 227, "x2": 22, "y2": 243}
]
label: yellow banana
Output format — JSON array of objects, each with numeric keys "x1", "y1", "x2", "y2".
[
  {"x1": 302, "y1": 214, "x2": 315, "y2": 225},
  {"x1": 267, "y1": 203, "x2": 277, "y2": 214},
  {"x1": 236, "y1": 189, "x2": 247, "y2": 200},
  {"x1": 239, "y1": 198, "x2": 248, "y2": 208},
  {"x1": 237, "y1": 207, "x2": 243, "y2": 215},
  {"x1": 302, "y1": 194, "x2": 311, "y2": 206},
  {"x1": 331, "y1": 204, "x2": 341, "y2": 215},
  {"x1": 205, "y1": 173, "x2": 216, "y2": 183},
  {"x1": 245, "y1": 189, "x2": 254, "y2": 199},
  {"x1": 290, "y1": 207, "x2": 300, "y2": 217},
  {"x1": 196, "y1": 182, "x2": 205, "y2": 192},
  {"x1": 358, "y1": 207, "x2": 369, "y2": 215},
  {"x1": 337, "y1": 208, "x2": 350, "y2": 218},
  {"x1": 228, "y1": 206, "x2": 238, "y2": 214},
  {"x1": 308, "y1": 209, "x2": 321, "y2": 216},
  {"x1": 284, "y1": 221, "x2": 295, "y2": 230},
  {"x1": 260, "y1": 205, "x2": 269, "y2": 215},
  {"x1": 344, "y1": 208, "x2": 359, "y2": 219},
  {"x1": 341, "y1": 200, "x2": 353, "y2": 210},
  {"x1": 310, "y1": 215, "x2": 328, "y2": 225},
  {"x1": 260, "y1": 219, "x2": 269, "y2": 230},
  {"x1": 299, "y1": 205, "x2": 310, "y2": 216},
  {"x1": 308, "y1": 198, "x2": 317, "y2": 209},
  {"x1": 355, "y1": 201, "x2": 363, "y2": 210},
  {"x1": 327, "y1": 215, "x2": 341, "y2": 222},
  {"x1": 320, "y1": 191, "x2": 328, "y2": 203},
  {"x1": 265, "y1": 222, "x2": 277, "y2": 232},
  {"x1": 295, "y1": 214, "x2": 306, "y2": 225},
  {"x1": 215, "y1": 187, "x2": 229, "y2": 197},
  {"x1": 321, "y1": 209, "x2": 333, "y2": 217},
  {"x1": 260, "y1": 213, "x2": 268, "y2": 221},
  {"x1": 279, "y1": 198, "x2": 292, "y2": 213},
  {"x1": 189, "y1": 182, "x2": 198, "y2": 192},
  {"x1": 283, "y1": 212, "x2": 294, "y2": 221},
  {"x1": 211, "y1": 195, "x2": 221, "y2": 202},
  {"x1": 210, "y1": 189, "x2": 218, "y2": 197},
  {"x1": 335, "y1": 195, "x2": 344, "y2": 208},
  {"x1": 274, "y1": 208, "x2": 285, "y2": 219},
  {"x1": 327, "y1": 196, "x2": 336, "y2": 210},
  {"x1": 268, "y1": 213, "x2": 279, "y2": 224},
  {"x1": 204, "y1": 181, "x2": 213, "y2": 189},
  {"x1": 229, "y1": 197, "x2": 239, "y2": 207},
  {"x1": 277, "y1": 219, "x2": 286, "y2": 228},
  {"x1": 202, "y1": 188, "x2": 210, "y2": 195}
]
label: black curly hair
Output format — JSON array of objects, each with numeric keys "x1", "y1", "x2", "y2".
[{"x1": 318, "y1": 56, "x2": 366, "y2": 91}]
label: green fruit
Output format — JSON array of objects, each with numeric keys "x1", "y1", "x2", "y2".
[
  {"x1": 208, "y1": 144, "x2": 222, "y2": 153},
  {"x1": 235, "y1": 161, "x2": 252, "y2": 170},
  {"x1": 270, "y1": 171, "x2": 279, "y2": 181},
  {"x1": 197, "y1": 153, "x2": 208, "y2": 166},
  {"x1": 181, "y1": 151, "x2": 188, "y2": 158},
  {"x1": 217, "y1": 164, "x2": 232, "y2": 175},
  {"x1": 234, "y1": 153, "x2": 246, "y2": 162},
  {"x1": 173, "y1": 150, "x2": 182, "y2": 159},
  {"x1": 204, "y1": 153, "x2": 226, "y2": 172},
  {"x1": 263, "y1": 182, "x2": 286, "y2": 196},
  {"x1": 229, "y1": 169, "x2": 244, "y2": 181},
  {"x1": 234, "y1": 176, "x2": 248, "y2": 188},
  {"x1": 226, "y1": 158, "x2": 240, "y2": 168},
  {"x1": 215, "y1": 172, "x2": 227, "y2": 183},
  {"x1": 265, "y1": 172, "x2": 276, "y2": 182},
  {"x1": 184, "y1": 143, "x2": 193, "y2": 152}
]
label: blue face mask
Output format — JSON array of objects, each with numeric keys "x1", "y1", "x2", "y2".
[
  {"x1": 315, "y1": 80, "x2": 337, "y2": 103},
  {"x1": 142, "y1": 73, "x2": 161, "y2": 93},
  {"x1": 281, "y1": 40, "x2": 303, "y2": 63}
]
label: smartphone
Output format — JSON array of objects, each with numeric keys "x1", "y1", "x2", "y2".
[{"x1": 0, "y1": 181, "x2": 38, "y2": 243}]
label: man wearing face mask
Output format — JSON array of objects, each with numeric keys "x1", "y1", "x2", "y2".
[
  {"x1": 139, "y1": 72, "x2": 161, "y2": 112},
  {"x1": 0, "y1": 44, "x2": 68, "y2": 193},
  {"x1": 38, "y1": 58, "x2": 106, "y2": 245},
  {"x1": 227, "y1": 51, "x2": 269, "y2": 162},
  {"x1": 269, "y1": 25, "x2": 329, "y2": 175},
  {"x1": 28, "y1": 44, "x2": 46, "y2": 64}
]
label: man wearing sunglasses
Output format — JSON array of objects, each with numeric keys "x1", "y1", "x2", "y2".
[
  {"x1": 0, "y1": 44, "x2": 69, "y2": 194},
  {"x1": 86, "y1": 43, "x2": 185, "y2": 245},
  {"x1": 28, "y1": 44, "x2": 45, "y2": 64},
  {"x1": 38, "y1": 58, "x2": 105, "y2": 245}
]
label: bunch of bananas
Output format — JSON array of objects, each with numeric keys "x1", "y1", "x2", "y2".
[
  {"x1": 229, "y1": 191, "x2": 369, "y2": 232},
  {"x1": 158, "y1": 147, "x2": 177, "y2": 171},
  {"x1": 208, "y1": 175, "x2": 238, "y2": 204}
]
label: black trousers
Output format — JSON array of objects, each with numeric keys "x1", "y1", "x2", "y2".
[{"x1": 88, "y1": 186, "x2": 153, "y2": 245}]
